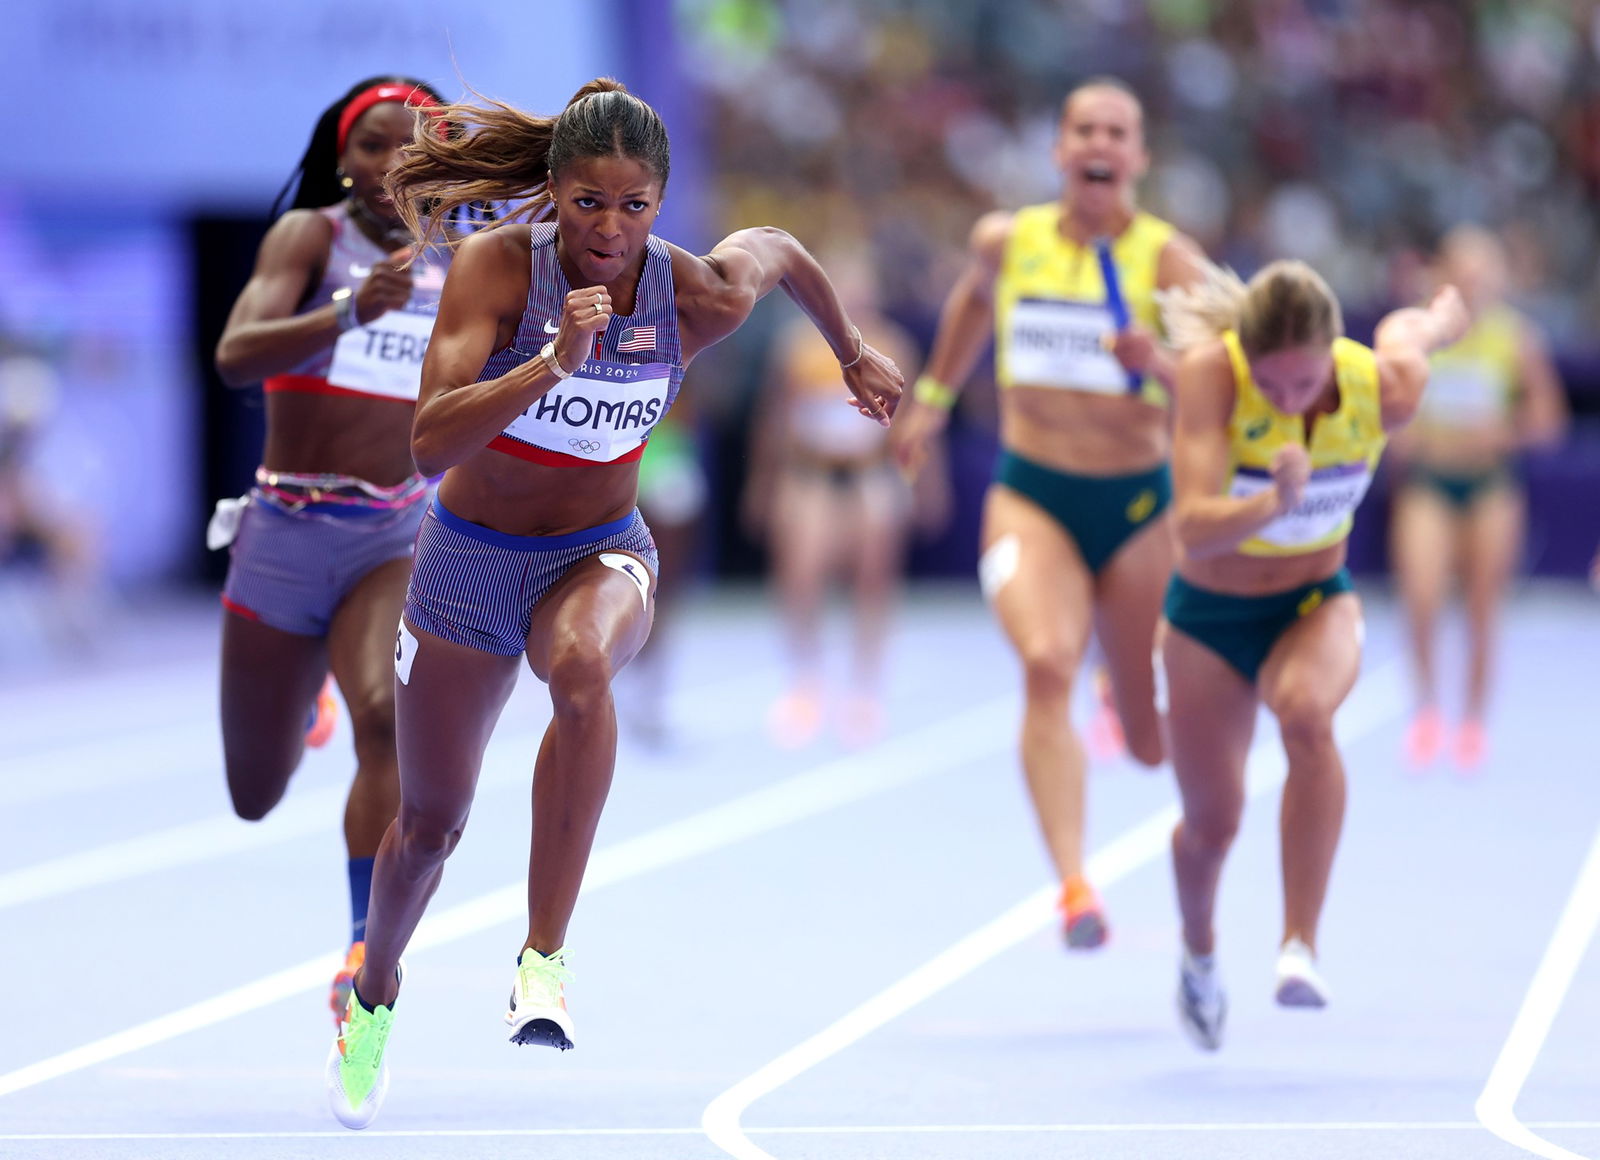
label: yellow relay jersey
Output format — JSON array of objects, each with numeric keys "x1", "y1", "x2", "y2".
[
  {"x1": 1223, "y1": 331, "x2": 1388, "y2": 557},
  {"x1": 995, "y1": 205, "x2": 1175, "y2": 406},
  {"x1": 1416, "y1": 305, "x2": 1520, "y2": 431}
]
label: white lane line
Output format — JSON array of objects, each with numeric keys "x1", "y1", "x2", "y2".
[
  {"x1": 0, "y1": 664, "x2": 785, "y2": 910},
  {"x1": 702, "y1": 661, "x2": 1403, "y2": 1160},
  {"x1": 1475, "y1": 819, "x2": 1600, "y2": 1160},
  {"x1": 0, "y1": 654, "x2": 782, "y2": 810},
  {"x1": 0, "y1": 696, "x2": 1015, "y2": 1101},
  {"x1": 17, "y1": 1119, "x2": 1600, "y2": 1141}
]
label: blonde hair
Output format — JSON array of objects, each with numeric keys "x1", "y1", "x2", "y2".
[
  {"x1": 1160, "y1": 258, "x2": 1343, "y2": 355},
  {"x1": 387, "y1": 78, "x2": 668, "y2": 251}
]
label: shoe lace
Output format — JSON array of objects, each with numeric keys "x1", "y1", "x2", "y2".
[
  {"x1": 341, "y1": 1003, "x2": 392, "y2": 1071},
  {"x1": 516, "y1": 948, "x2": 574, "y2": 1006}
]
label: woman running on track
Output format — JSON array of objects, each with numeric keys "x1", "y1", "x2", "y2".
[
  {"x1": 212, "y1": 75, "x2": 450, "y2": 1021},
  {"x1": 1388, "y1": 225, "x2": 1567, "y2": 770},
  {"x1": 744, "y1": 250, "x2": 925, "y2": 748},
  {"x1": 893, "y1": 78, "x2": 1206, "y2": 948},
  {"x1": 325, "y1": 79, "x2": 902, "y2": 1129},
  {"x1": 1159, "y1": 259, "x2": 1467, "y2": 1050}
]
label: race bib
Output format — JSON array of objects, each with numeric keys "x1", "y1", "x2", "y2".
[
  {"x1": 1006, "y1": 298, "x2": 1130, "y2": 394},
  {"x1": 327, "y1": 307, "x2": 434, "y2": 401},
  {"x1": 1419, "y1": 365, "x2": 1505, "y2": 428},
  {"x1": 1231, "y1": 463, "x2": 1373, "y2": 548},
  {"x1": 501, "y1": 360, "x2": 671, "y2": 462}
]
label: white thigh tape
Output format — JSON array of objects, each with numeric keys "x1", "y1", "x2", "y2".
[
  {"x1": 978, "y1": 533, "x2": 1020, "y2": 602},
  {"x1": 599, "y1": 552, "x2": 651, "y2": 610},
  {"x1": 394, "y1": 620, "x2": 419, "y2": 686}
]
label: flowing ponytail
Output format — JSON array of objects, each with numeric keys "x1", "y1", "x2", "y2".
[
  {"x1": 388, "y1": 77, "x2": 670, "y2": 253},
  {"x1": 1159, "y1": 258, "x2": 1343, "y2": 355},
  {"x1": 1157, "y1": 259, "x2": 1249, "y2": 351}
]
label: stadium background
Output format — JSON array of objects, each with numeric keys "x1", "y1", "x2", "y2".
[{"x1": 1, "y1": 0, "x2": 1596, "y2": 628}]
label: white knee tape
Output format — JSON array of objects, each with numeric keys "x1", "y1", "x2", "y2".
[
  {"x1": 395, "y1": 620, "x2": 419, "y2": 686},
  {"x1": 599, "y1": 552, "x2": 651, "y2": 610},
  {"x1": 978, "y1": 534, "x2": 1020, "y2": 602}
]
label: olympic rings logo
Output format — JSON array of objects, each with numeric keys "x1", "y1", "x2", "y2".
[{"x1": 569, "y1": 439, "x2": 602, "y2": 455}]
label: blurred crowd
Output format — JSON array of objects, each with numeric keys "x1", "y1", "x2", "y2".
[{"x1": 682, "y1": 0, "x2": 1600, "y2": 345}]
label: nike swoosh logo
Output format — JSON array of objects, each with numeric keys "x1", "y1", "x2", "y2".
[{"x1": 544, "y1": 320, "x2": 560, "y2": 334}]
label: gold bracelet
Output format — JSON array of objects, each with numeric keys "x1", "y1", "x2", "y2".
[
  {"x1": 838, "y1": 325, "x2": 865, "y2": 369},
  {"x1": 913, "y1": 375, "x2": 957, "y2": 410}
]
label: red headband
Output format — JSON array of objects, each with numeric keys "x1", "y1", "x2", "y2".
[{"x1": 336, "y1": 83, "x2": 444, "y2": 153}]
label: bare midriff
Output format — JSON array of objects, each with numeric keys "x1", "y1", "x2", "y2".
[
  {"x1": 437, "y1": 450, "x2": 641, "y2": 537},
  {"x1": 999, "y1": 385, "x2": 1168, "y2": 476},
  {"x1": 261, "y1": 392, "x2": 418, "y2": 486},
  {"x1": 1179, "y1": 540, "x2": 1349, "y2": 597}
]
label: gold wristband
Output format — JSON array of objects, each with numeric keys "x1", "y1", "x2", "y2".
[
  {"x1": 838, "y1": 325, "x2": 865, "y2": 370},
  {"x1": 913, "y1": 375, "x2": 957, "y2": 410}
]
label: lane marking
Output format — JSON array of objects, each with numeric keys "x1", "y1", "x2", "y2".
[
  {"x1": 1475, "y1": 819, "x2": 1600, "y2": 1160},
  {"x1": 0, "y1": 696, "x2": 1015, "y2": 1100},
  {"x1": 0, "y1": 664, "x2": 786, "y2": 910},
  {"x1": 703, "y1": 661, "x2": 1403, "y2": 1160},
  {"x1": 11, "y1": 1120, "x2": 1600, "y2": 1141}
]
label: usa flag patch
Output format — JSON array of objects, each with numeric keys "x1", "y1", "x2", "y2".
[{"x1": 617, "y1": 326, "x2": 656, "y2": 352}]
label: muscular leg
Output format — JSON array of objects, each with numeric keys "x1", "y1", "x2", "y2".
[
  {"x1": 219, "y1": 609, "x2": 329, "y2": 820},
  {"x1": 1460, "y1": 487, "x2": 1523, "y2": 723},
  {"x1": 522, "y1": 554, "x2": 657, "y2": 953},
  {"x1": 769, "y1": 471, "x2": 835, "y2": 696},
  {"x1": 1259, "y1": 594, "x2": 1363, "y2": 952},
  {"x1": 355, "y1": 620, "x2": 522, "y2": 1006},
  {"x1": 1164, "y1": 625, "x2": 1258, "y2": 956},
  {"x1": 844, "y1": 469, "x2": 910, "y2": 734},
  {"x1": 1093, "y1": 512, "x2": 1175, "y2": 767},
  {"x1": 983, "y1": 485, "x2": 1094, "y2": 883},
  {"x1": 1389, "y1": 486, "x2": 1456, "y2": 714},
  {"x1": 326, "y1": 557, "x2": 412, "y2": 859}
]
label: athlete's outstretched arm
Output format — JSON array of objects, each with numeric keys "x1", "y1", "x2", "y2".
[
  {"x1": 410, "y1": 229, "x2": 609, "y2": 476},
  {"x1": 1513, "y1": 319, "x2": 1568, "y2": 450},
  {"x1": 1374, "y1": 285, "x2": 1470, "y2": 433},
  {"x1": 890, "y1": 211, "x2": 1009, "y2": 476},
  {"x1": 675, "y1": 227, "x2": 903, "y2": 424}
]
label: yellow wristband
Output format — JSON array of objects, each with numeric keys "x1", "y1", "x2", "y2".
[{"x1": 913, "y1": 375, "x2": 957, "y2": 410}]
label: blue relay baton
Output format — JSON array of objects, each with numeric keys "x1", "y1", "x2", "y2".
[{"x1": 1094, "y1": 236, "x2": 1141, "y2": 392}]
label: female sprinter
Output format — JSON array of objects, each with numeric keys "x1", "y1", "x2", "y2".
[
  {"x1": 324, "y1": 80, "x2": 902, "y2": 1128},
  {"x1": 743, "y1": 249, "x2": 925, "y2": 748},
  {"x1": 213, "y1": 76, "x2": 449, "y2": 1021},
  {"x1": 1389, "y1": 226, "x2": 1566, "y2": 770},
  {"x1": 892, "y1": 78, "x2": 1206, "y2": 947},
  {"x1": 1159, "y1": 260, "x2": 1467, "y2": 1050}
]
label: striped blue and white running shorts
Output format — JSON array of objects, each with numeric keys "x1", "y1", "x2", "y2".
[
  {"x1": 221, "y1": 492, "x2": 425, "y2": 636},
  {"x1": 404, "y1": 500, "x2": 659, "y2": 656}
]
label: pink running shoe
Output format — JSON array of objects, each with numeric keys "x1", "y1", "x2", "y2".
[
  {"x1": 766, "y1": 687, "x2": 823, "y2": 749},
  {"x1": 330, "y1": 941, "x2": 365, "y2": 1025},
  {"x1": 1403, "y1": 707, "x2": 1442, "y2": 770},
  {"x1": 306, "y1": 676, "x2": 340, "y2": 749},
  {"x1": 1453, "y1": 719, "x2": 1487, "y2": 772}
]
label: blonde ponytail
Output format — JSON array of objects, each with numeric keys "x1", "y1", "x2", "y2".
[
  {"x1": 1156, "y1": 258, "x2": 1249, "y2": 351},
  {"x1": 1158, "y1": 257, "x2": 1343, "y2": 355}
]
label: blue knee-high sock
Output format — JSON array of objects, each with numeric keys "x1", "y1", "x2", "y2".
[{"x1": 348, "y1": 856, "x2": 375, "y2": 946}]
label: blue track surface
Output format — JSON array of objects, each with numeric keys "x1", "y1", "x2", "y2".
[{"x1": 1, "y1": 584, "x2": 1595, "y2": 1159}]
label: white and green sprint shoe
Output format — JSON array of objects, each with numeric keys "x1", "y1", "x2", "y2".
[
  {"x1": 325, "y1": 964, "x2": 401, "y2": 1129},
  {"x1": 506, "y1": 947, "x2": 575, "y2": 1049}
]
